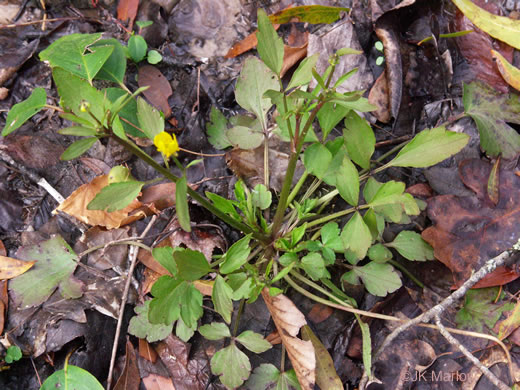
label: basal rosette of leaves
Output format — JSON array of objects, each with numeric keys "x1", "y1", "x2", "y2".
[{"x1": 2, "y1": 6, "x2": 472, "y2": 389}]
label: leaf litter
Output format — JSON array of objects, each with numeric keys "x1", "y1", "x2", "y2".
[{"x1": 3, "y1": 0, "x2": 520, "y2": 389}]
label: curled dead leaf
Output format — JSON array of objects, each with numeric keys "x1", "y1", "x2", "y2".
[
  {"x1": 262, "y1": 288, "x2": 315, "y2": 390},
  {"x1": 55, "y1": 175, "x2": 145, "y2": 229}
]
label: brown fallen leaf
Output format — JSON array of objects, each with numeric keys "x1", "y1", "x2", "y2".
[
  {"x1": 55, "y1": 175, "x2": 145, "y2": 229},
  {"x1": 0, "y1": 239, "x2": 6, "y2": 256},
  {"x1": 281, "y1": 42, "x2": 308, "y2": 78},
  {"x1": 0, "y1": 255, "x2": 35, "y2": 280},
  {"x1": 117, "y1": 0, "x2": 139, "y2": 27},
  {"x1": 139, "y1": 338, "x2": 158, "y2": 363},
  {"x1": 138, "y1": 65, "x2": 173, "y2": 118},
  {"x1": 113, "y1": 340, "x2": 140, "y2": 390},
  {"x1": 0, "y1": 280, "x2": 7, "y2": 334},
  {"x1": 454, "y1": 0, "x2": 514, "y2": 93},
  {"x1": 422, "y1": 159, "x2": 520, "y2": 288},
  {"x1": 224, "y1": 25, "x2": 281, "y2": 58},
  {"x1": 307, "y1": 303, "x2": 333, "y2": 324},
  {"x1": 368, "y1": 70, "x2": 391, "y2": 123},
  {"x1": 142, "y1": 374, "x2": 175, "y2": 390},
  {"x1": 301, "y1": 325, "x2": 343, "y2": 390},
  {"x1": 262, "y1": 288, "x2": 315, "y2": 390}
]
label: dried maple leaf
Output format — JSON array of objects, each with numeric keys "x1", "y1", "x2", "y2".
[{"x1": 422, "y1": 158, "x2": 520, "y2": 288}]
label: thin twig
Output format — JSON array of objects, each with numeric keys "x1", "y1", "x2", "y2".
[
  {"x1": 106, "y1": 216, "x2": 157, "y2": 390},
  {"x1": 433, "y1": 314, "x2": 511, "y2": 390},
  {"x1": 358, "y1": 239, "x2": 520, "y2": 389}
]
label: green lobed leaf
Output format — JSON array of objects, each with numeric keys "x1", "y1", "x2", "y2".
[
  {"x1": 368, "y1": 180, "x2": 405, "y2": 207},
  {"x1": 206, "y1": 191, "x2": 240, "y2": 220},
  {"x1": 220, "y1": 235, "x2": 252, "y2": 274},
  {"x1": 363, "y1": 208, "x2": 385, "y2": 241},
  {"x1": 335, "y1": 156, "x2": 359, "y2": 206},
  {"x1": 39, "y1": 33, "x2": 114, "y2": 83},
  {"x1": 226, "y1": 125, "x2": 264, "y2": 149},
  {"x1": 343, "y1": 111, "x2": 375, "y2": 169},
  {"x1": 388, "y1": 126, "x2": 469, "y2": 168},
  {"x1": 60, "y1": 137, "x2": 98, "y2": 161},
  {"x1": 463, "y1": 81, "x2": 520, "y2": 159},
  {"x1": 235, "y1": 56, "x2": 279, "y2": 130},
  {"x1": 40, "y1": 365, "x2": 104, "y2": 390},
  {"x1": 87, "y1": 181, "x2": 144, "y2": 212},
  {"x1": 149, "y1": 276, "x2": 183, "y2": 324},
  {"x1": 53, "y1": 68, "x2": 108, "y2": 124},
  {"x1": 128, "y1": 34, "x2": 148, "y2": 62},
  {"x1": 105, "y1": 88, "x2": 143, "y2": 137},
  {"x1": 257, "y1": 8, "x2": 284, "y2": 75},
  {"x1": 147, "y1": 50, "x2": 163, "y2": 64},
  {"x1": 92, "y1": 38, "x2": 126, "y2": 84},
  {"x1": 251, "y1": 184, "x2": 272, "y2": 210},
  {"x1": 211, "y1": 343, "x2": 252, "y2": 389},
  {"x1": 137, "y1": 96, "x2": 164, "y2": 140},
  {"x1": 287, "y1": 54, "x2": 319, "y2": 90},
  {"x1": 341, "y1": 212, "x2": 372, "y2": 264},
  {"x1": 9, "y1": 236, "x2": 82, "y2": 309},
  {"x1": 246, "y1": 364, "x2": 301, "y2": 390},
  {"x1": 456, "y1": 287, "x2": 514, "y2": 332},
  {"x1": 236, "y1": 330, "x2": 272, "y2": 353},
  {"x1": 173, "y1": 248, "x2": 211, "y2": 281},
  {"x1": 152, "y1": 246, "x2": 177, "y2": 276},
  {"x1": 387, "y1": 231, "x2": 434, "y2": 261},
  {"x1": 212, "y1": 275, "x2": 234, "y2": 324},
  {"x1": 2, "y1": 88, "x2": 47, "y2": 136},
  {"x1": 128, "y1": 300, "x2": 173, "y2": 342},
  {"x1": 199, "y1": 322, "x2": 231, "y2": 340},
  {"x1": 367, "y1": 243, "x2": 393, "y2": 263},
  {"x1": 304, "y1": 142, "x2": 332, "y2": 179},
  {"x1": 301, "y1": 252, "x2": 329, "y2": 281},
  {"x1": 206, "y1": 106, "x2": 232, "y2": 149},
  {"x1": 317, "y1": 103, "x2": 350, "y2": 140},
  {"x1": 350, "y1": 262, "x2": 402, "y2": 297},
  {"x1": 5, "y1": 346, "x2": 22, "y2": 364},
  {"x1": 176, "y1": 316, "x2": 196, "y2": 342},
  {"x1": 176, "y1": 176, "x2": 191, "y2": 232},
  {"x1": 180, "y1": 283, "x2": 203, "y2": 328}
]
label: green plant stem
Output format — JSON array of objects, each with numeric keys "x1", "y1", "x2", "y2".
[
  {"x1": 111, "y1": 136, "x2": 269, "y2": 243},
  {"x1": 287, "y1": 170, "x2": 309, "y2": 205},
  {"x1": 387, "y1": 259, "x2": 424, "y2": 288},
  {"x1": 279, "y1": 78, "x2": 294, "y2": 144},
  {"x1": 271, "y1": 102, "x2": 324, "y2": 239},
  {"x1": 306, "y1": 204, "x2": 370, "y2": 228},
  {"x1": 232, "y1": 299, "x2": 246, "y2": 337}
]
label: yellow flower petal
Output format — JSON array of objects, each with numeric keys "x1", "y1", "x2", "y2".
[{"x1": 154, "y1": 132, "x2": 179, "y2": 159}]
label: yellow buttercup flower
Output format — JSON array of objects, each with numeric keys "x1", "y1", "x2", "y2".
[{"x1": 154, "y1": 131, "x2": 179, "y2": 159}]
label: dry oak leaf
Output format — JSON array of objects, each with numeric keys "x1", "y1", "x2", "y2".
[
  {"x1": 422, "y1": 158, "x2": 520, "y2": 289},
  {"x1": 55, "y1": 175, "x2": 145, "y2": 229},
  {"x1": 261, "y1": 288, "x2": 315, "y2": 390}
]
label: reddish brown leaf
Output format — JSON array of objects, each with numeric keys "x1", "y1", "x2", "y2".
[
  {"x1": 422, "y1": 159, "x2": 520, "y2": 288},
  {"x1": 139, "y1": 338, "x2": 158, "y2": 363},
  {"x1": 454, "y1": 0, "x2": 514, "y2": 93},
  {"x1": 0, "y1": 240, "x2": 6, "y2": 256},
  {"x1": 406, "y1": 183, "x2": 434, "y2": 198},
  {"x1": 0, "y1": 281, "x2": 7, "y2": 334},
  {"x1": 368, "y1": 70, "x2": 391, "y2": 123},
  {"x1": 0, "y1": 135, "x2": 64, "y2": 170},
  {"x1": 307, "y1": 303, "x2": 333, "y2": 324},
  {"x1": 117, "y1": 0, "x2": 139, "y2": 26},
  {"x1": 114, "y1": 340, "x2": 140, "y2": 390},
  {"x1": 280, "y1": 43, "x2": 308, "y2": 78},
  {"x1": 142, "y1": 374, "x2": 175, "y2": 390},
  {"x1": 155, "y1": 334, "x2": 209, "y2": 388},
  {"x1": 138, "y1": 65, "x2": 172, "y2": 118}
]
